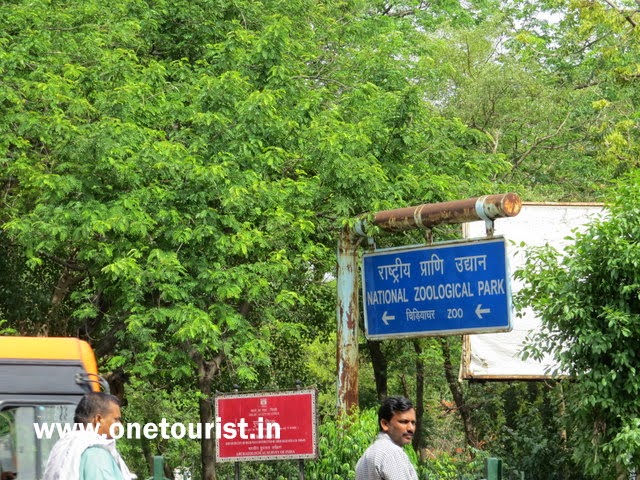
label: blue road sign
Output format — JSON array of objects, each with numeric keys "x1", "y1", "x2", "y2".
[{"x1": 361, "y1": 237, "x2": 512, "y2": 339}]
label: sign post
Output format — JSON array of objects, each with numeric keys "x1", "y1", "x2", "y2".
[
  {"x1": 362, "y1": 237, "x2": 512, "y2": 339},
  {"x1": 336, "y1": 193, "x2": 522, "y2": 415}
]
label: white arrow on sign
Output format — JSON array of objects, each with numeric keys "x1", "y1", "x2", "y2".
[
  {"x1": 475, "y1": 304, "x2": 491, "y2": 319},
  {"x1": 382, "y1": 311, "x2": 396, "y2": 325}
]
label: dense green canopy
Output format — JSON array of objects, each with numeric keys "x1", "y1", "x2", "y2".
[{"x1": 2, "y1": 0, "x2": 640, "y2": 478}]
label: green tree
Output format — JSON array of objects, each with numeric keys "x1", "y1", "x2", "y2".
[
  {"x1": 1, "y1": 0, "x2": 513, "y2": 477},
  {"x1": 423, "y1": 7, "x2": 618, "y2": 201},
  {"x1": 518, "y1": 171, "x2": 640, "y2": 478}
]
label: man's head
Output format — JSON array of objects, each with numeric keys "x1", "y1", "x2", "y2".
[
  {"x1": 378, "y1": 396, "x2": 416, "y2": 447},
  {"x1": 74, "y1": 392, "x2": 122, "y2": 439}
]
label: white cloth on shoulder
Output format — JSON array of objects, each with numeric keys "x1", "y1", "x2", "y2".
[{"x1": 43, "y1": 429, "x2": 134, "y2": 480}]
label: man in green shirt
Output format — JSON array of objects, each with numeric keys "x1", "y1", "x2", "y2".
[{"x1": 44, "y1": 392, "x2": 133, "y2": 480}]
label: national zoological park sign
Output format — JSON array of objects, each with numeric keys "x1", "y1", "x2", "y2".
[{"x1": 361, "y1": 237, "x2": 512, "y2": 339}]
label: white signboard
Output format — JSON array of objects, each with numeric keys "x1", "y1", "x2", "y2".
[{"x1": 459, "y1": 202, "x2": 606, "y2": 380}]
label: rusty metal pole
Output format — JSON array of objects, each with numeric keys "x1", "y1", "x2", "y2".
[
  {"x1": 355, "y1": 193, "x2": 522, "y2": 235},
  {"x1": 336, "y1": 193, "x2": 521, "y2": 416},
  {"x1": 336, "y1": 228, "x2": 360, "y2": 415}
]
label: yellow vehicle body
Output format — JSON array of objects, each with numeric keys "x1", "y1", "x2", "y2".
[
  {"x1": 0, "y1": 336, "x2": 103, "y2": 480},
  {"x1": 0, "y1": 336, "x2": 99, "y2": 382}
]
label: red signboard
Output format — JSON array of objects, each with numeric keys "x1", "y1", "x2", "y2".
[{"x1": 215, "y1": 389, "x2": 317, "y2": 462}]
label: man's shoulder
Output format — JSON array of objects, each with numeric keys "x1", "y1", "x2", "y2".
[
  {"x1": 356, "y1": 433, "x2": 414, "y2": 480},
  {"x1": 356, "y1": 434, "x2": 418, "y2": 480},
  {"x1": 80, "y1": 446, "x2": 122, "y2": 478},
  {"x1": 81, "y1": 446, "x2": 114, "y2": 459},
  {"x1": 54, "y1": 429, "x2": 110, "y2": 450},
  {"x1": 357, "y1": 434, "x2": 409, "y2": 465},
  {"x1": 367, "y1": 433, "x2": 404, "y2": 453}
]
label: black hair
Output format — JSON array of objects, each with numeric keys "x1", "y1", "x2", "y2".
[
  {"x1": 378, "y1": 396, "x2": 414, "y2": 431},
  {"x1": 74, "y1": 392, "x2": 121, "y2": 424}
]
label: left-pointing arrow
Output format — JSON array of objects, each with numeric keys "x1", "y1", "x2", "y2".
[
  {"x1": 382, "y1": 311, "x2": 396, "y2": 326},
  {"x1": 475, "y1": 304, "x2": 491, "y2": 319}
]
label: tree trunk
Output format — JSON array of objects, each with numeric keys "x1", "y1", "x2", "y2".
[
  {"x1": 412, "y1": 340, "x2": 425, "y2": 453},
  {"x1": 45, "y1": 259, "x2": 85, "y2": 335},
  {"x1": 193, "y1": 350, "x2": 224, "y2": 480},
  {"x1": 440, "y1": 337, "x2": 478, "y2": 447},
  {"x1": 367, "y1": 339, "x2": 388, "y2": 401},
  {"x1": 140, "y1": 434, "x2": 153, "y2": 479},
  {"x1": 198, "y1": 388, "x2": 216, "y2": 480}
]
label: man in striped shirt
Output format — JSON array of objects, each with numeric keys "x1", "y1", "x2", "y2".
[{"x1": 355, "y1": 396, "x2": 419, "y2": 480}]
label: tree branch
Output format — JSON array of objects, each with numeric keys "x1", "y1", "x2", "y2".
[
  {"x1": 511, "y1": 111, "x2": 571, "y2": 170},
  {"x1": 601, "y1": 0, "x2": 637, "y2": 27},
  {"x1": 380, "y1": 1, "x2": 431, "y2": 17}
]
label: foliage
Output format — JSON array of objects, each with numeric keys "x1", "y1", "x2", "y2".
[
  {"x1": 115, "y1": 376, "x2": 202, "y2": 479},
  {"x1": 304, "y1": 332, "x2": 339, "y2": 418},
  {"x1": 1, "y1": 0, "x2": 638, "y2": 477},
  {"x1": 426, "y1": 4, "x2": 618, "y2": 201},
  {"x1": 0, "y1": 234, "x2": 58, "y2": 332},
  {"x1": 305, "y1": 409, "x2": 378, "y2": 480},
  {"x1": 0, "y1": 319, "x2": 16, "y2": 336},
  {"x1": 518, "y1": 170, "x2": 640, "y2": 477},
  {"x1": 418, "y1": 446, "x2": 493, "y2": 480},
  {"x1": 467, "y1": 381, "x2": 583, "y2": 480},
  {"x1": 0, "y1": 0, "x2": 515, "y2": 475}
]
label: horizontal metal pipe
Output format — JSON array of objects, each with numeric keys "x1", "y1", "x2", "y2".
[{"x1": 355, "y1": 193, "x2": 522, "y2": 236}]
